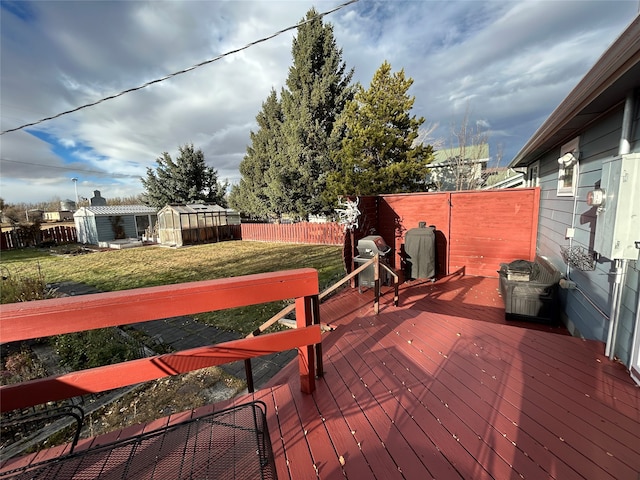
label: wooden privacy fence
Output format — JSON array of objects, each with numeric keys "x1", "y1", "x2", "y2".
[
  {"x1": 376, "y1": 188, "x2": 540, "y2": 278},
  {"x1": 1, "y1": 225, "x2": 77, "y2": 251},
  {"x1": 241, "y1": 222, "x2": 345, "y2": 246}
]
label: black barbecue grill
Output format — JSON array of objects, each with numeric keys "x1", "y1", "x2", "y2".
[{"x1": 354, "y1": 235, "x2": 391, "y2": 289}]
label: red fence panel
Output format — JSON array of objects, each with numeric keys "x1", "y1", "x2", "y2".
[
  {"x1": 241, "y1": 222, "x2": 344, "y2": 246},
  {"x1": 374, "y1": 188, "x2": 540, "y2": 278},
  {"x1": 448, "y1": 189, "x2": 539, "y2": 277}
]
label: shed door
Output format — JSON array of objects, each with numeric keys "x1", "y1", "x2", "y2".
[{"x1": 135, "y1": 215, "x2": 150, "y2": 238}]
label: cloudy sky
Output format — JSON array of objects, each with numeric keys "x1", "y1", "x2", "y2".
[{"x1": 1, "y1": 0, "x2": 638, "y2": 205}]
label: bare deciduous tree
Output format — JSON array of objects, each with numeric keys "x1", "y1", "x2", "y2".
[{"x1": 428, "y1": 105, "x2": 491, "y2": 191}]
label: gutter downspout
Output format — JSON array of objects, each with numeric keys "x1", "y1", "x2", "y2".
[
  {"x1": 606, "y1": 259, "x2": 627, "y2": 358},
  {"x1": 605, "y1": 90, "x2": 635, "y2": 360}
]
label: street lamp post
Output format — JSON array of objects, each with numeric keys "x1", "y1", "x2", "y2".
[{"x1": 71, "y1": 178, "x2": 79, "y2": 209}]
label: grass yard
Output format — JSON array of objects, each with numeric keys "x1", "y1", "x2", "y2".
[
  {"x1": 0, "y1": 241, "x2": 345, "y2": 333},
  {"x1": 1, "y1": 241, "x2": 346, "y2": 445}
]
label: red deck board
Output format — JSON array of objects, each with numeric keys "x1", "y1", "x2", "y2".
[
  {"x1": 321, "y1": 347, "x2": 405, "y2": 479},
  {"x1": 409, "y1": 304, "x2": 640, "y2": 420},
  {"x1": 399, "y1": 312, "x2": 636, "y2": 478},
  {"x1": 354, "y1": 319, "x2": 518, "y2": 480},
  {"x1": 286, "y1": 381, "x2": 342, "y2": 478},
  {"x1": 425, "y1": 354, "x2": 616, "y2": 480},
  {"x1": 269, "y1": 380, "x2": 315, "y2": 479},
  {"x1": 388, "y1": 310, "x2": 629, "y2": 478},
  {"x1": 448, "y1": 318, "x2": 640, "y2": 423},
  {"x1": 310, "y1": 378, "x2": 375, "y2": 479},
  {"x1": 442, "y1": 344, "x2": 640, "y2": 472},
  {"x1": 334, "y1": 333, "x2": 468, "y2": 479},
  {"x1": 331, "y1": 339, "x2": 441, "y2": 479}
]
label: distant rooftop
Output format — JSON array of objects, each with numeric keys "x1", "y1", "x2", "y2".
[
  {"x1": 75, "y1": 205, "x2": 158, "y2": 216},
  {"x1": 433, "y1": 143, "x2": 490, "y2": 165},
  {"x1": 162, "y1": 204, "x2": 236, "y2": 214}
]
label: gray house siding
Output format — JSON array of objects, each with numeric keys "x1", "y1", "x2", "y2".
[
  {"x1": 534, "y1": 97, "x2": 640, "y2": 365},
  {"x1": 93, "y1": 216, "x2": 137, "y2": 242},
  {"x1": 510, "y1": 18, "x2": 640, "y2": 376},
  {"x1": 94, "y1": 217, "x2": 114, "y2": 243}
]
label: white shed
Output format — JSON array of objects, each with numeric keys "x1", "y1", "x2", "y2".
[{"x1": 74, "y1": 205, "x2": 158, "y2": 245}]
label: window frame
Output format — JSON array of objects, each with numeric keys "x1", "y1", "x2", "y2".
[{"x1": 557, "y1": 137, "x2": 580, "y2": 197}]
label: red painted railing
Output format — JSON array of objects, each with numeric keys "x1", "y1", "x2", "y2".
[{"x1": 0, "y1": 269, "x2": 321, "y2": 413}]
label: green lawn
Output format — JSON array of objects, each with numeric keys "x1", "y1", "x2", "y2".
[{"x1": 1, "y1": 241, "x2": 345, "y2": 333}]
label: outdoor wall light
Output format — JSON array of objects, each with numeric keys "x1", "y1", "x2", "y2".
[{"x1": 558, "y1": 151, "x2": 578, "y2": 165}]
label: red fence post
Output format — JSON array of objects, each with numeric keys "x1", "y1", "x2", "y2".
[{"x1": 295, "y1": 295, "x2": 316, "y2": 394}]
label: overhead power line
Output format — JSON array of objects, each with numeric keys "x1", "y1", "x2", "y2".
[
  {"x1": 1, "y1": 0, "x2": 359, "y2": 136},
  {"x1": 0, "y1": 158, "x2": 140, "y2": 178}
]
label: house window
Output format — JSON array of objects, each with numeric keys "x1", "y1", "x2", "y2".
[
  {"x1": 557, "y1": 137, "x2": 580, "y2": 197},
  {"x1": 527, "y1": 161, "x2": 540, "y2": 187}
]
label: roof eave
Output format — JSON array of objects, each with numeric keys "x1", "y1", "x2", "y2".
[{"x1": 510, "y1": 14, "x2": 640, "y2": 168}]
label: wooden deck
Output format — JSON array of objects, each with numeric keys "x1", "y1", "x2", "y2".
[
  {"x1": 227, "y1": 276, "x2": 640, "y2": 479},
  {"x1": 3, "y1": 275, "x2": 640, "y2": 479}
]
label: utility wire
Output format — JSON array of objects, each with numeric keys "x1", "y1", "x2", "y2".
[
  {"x1": 0, "y1": 158, "x2": 139, "y2": 178},
  {"x1": 1, "y1": 0, "x2": 359, "y2": 136}
]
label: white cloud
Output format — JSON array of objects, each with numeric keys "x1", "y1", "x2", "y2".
[{"x1": 1, "y1": 0, "x2": 637, "y2": 203}]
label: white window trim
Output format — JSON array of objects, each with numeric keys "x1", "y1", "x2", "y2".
[{"x1": 557, "y1": 137, "x2": 580, "y2": 197}]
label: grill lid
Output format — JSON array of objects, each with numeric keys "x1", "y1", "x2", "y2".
[{"x1": 357, "y1": 235, "x2": 391, "y2": 257}]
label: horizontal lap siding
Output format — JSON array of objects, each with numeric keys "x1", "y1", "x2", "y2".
[
  {"x1": 534, "y1": 103, "x2": 640, "y2": 368},
  {"x1": 537, "y1": 146, "x2": 614, "y2": 342}
]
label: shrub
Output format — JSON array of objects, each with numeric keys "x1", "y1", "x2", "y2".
[
  {"x1": 53, "y1": 328, "x2": 143, "y2": 371},
  {"x1": 0, "y1": 264, "x2": 53, "y2": 304},
  {"x1": 1, "y1": 347, "x2": 47, "y2": 386}
]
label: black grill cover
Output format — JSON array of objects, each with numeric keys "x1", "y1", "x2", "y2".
[{"x1": 405, "y1": 225, "x2": 436, "y2": 279}]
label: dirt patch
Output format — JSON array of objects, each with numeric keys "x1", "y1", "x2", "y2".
[{"x1": 82, "y1": 368, "x2": 246, "y2": 439}]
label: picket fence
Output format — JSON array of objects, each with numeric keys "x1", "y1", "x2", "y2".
[{"x1": 1, "y1": 225, "x2": 78, "y2": 251}]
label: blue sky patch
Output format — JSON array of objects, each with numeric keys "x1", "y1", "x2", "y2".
[
  {"x1": 1, "y1": 1, "x2": 37, "y2": 22},
  {"x1": 27, "y1": 129, "x2": 107, "y2": 168}
]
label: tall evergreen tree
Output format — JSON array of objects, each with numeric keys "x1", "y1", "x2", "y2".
[
  {"x1": 229, "y1": 89, "x2": 289, "y2": 219},
  {"x1": 141, "y1": 143, "x2": 227, "y2": 208},
  {"x1": 326, "y1": 61, "x2": 433, "y2": 199},
  {"x1": 279, "y1": 8, "x2": 354, "y2": 218}
]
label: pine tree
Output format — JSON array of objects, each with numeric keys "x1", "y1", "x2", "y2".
[
  {"x1": 326, "y1": 61, "x2": 433, "y2": 198},
  {"x1": 279, "y1": 8, "x2": 354, "y2": 218},
  {"x1": 230, "y1": 90, "x2": 289, "y2": 219},
  {"x1": 141, "y1": 144, "x2": 227, "y2": 208}
]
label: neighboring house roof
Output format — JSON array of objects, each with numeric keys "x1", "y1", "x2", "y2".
[
  {"x1": 481, "y1": 168, "x2": 525, "y2": 189},
  {"x1": 510, "y1": 15, "x2": 640, "y2": 167},
  {"x1": 432, "y1": 144, "x2": 490, "y2": 165},
  {"x1": 74, "y1": 205, "x2": 158, "y2": 216}
]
